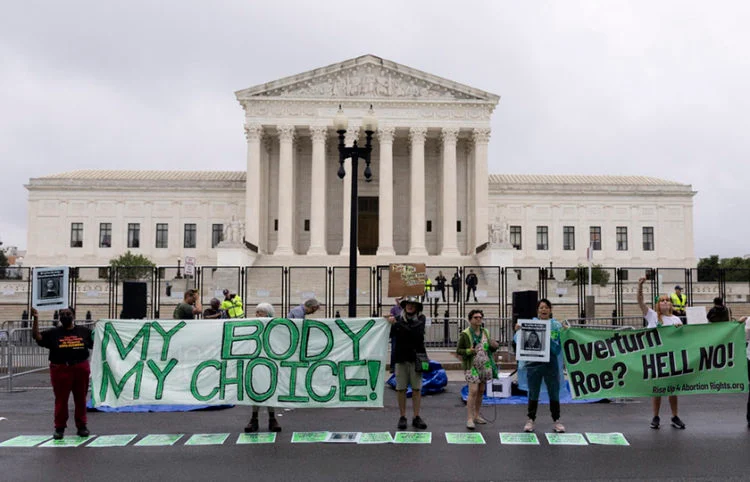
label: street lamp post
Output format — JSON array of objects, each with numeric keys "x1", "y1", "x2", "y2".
[{"x1": 335, "y1": 105, "x2": 377, "y2": 317}]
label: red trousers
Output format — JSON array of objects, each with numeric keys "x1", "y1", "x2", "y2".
[{"x1": 49, "y1": 360, "x2": 90, "y2": 430}]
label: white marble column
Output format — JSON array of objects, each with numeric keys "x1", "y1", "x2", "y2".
[
  {"x1": 376, "y1": 126, "x2": 396, "y2": 256},
  {"x1": 307, "y1": 125, "x2": 328, "y2": 255},
  {"x1": 244, "y1": 123, "x2": 263, "y2": 252},
  {"x1": 472, "y1": 128, "x2": 491, "y2": 253},
  {"x1": 340, "y1": 126, "x2": 360, "y2": 256},
  {"x1": 408, "y1": 126, "x2": 428, "y2": 256},
  {"x1": 275, "y1": 125, "x2": 295, "y2": 255},
  {"x1": 440, "y1": 127, "x2": 460, "y2": 256}
]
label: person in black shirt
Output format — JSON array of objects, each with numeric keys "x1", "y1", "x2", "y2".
[
  {"x1": 466, "y1": 269, "x2": 479, "y2": 302},
  {"x1": 434, "y1": 271, "x2": 447, "y2": 302},
  {"x1": 706, "y1": 297, "x2": 732, "y2": 322},
  {"x1": 387, "y1": 296, "x2": 428, "y2": 430},
  {"x1": 32, "y1": 307, "x2": 93, "y2": 440},
  {"x1": 451, "y1": 271, "x2": 461, "y2": 302}
]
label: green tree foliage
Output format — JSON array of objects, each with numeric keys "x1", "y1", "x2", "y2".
[
  {"x1": 109, "y1": 251, "x2": 156, "y2": 280},
  {"x1": 0, "y1": 250, "x2": 8, "y2": 279},
  {"x1": 697, "y1": 255, "x2": 750, "y2": 282},
  {"x1": 565, "y1": 264, "x2": 611, "y2": 287}
]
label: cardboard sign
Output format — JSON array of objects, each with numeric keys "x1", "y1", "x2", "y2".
[{"x1": 388, "y1": 264, "x2": 426, "y2": 297}]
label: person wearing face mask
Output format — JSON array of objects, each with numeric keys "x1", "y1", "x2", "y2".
[{"x1": 32, "y1": 307, "x2": 94, "y2": 440}]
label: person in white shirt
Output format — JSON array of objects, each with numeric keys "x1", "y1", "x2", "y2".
[{"x1": 637, "y1": 277, "x2": 686, "y2": 430}]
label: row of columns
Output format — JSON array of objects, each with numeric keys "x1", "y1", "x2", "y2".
[{"x1": 244, "y1": 123, "x2": 490, "y2": 256}]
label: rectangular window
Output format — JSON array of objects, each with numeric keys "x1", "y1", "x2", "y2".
[
  {"x1": 426, "y1": 220, "x2": 432, "y2": 232},
  {"x1": 536, "y1": 226, "x2": 548, "y2": 250},
  {"x1": 99, "y1": 223, "x2": 112, "y2": 248},
  {"x1": 304, "y1": 219, "x2": 310, "y2": 232},
  {"x1": 70, "y1": 223, "x2": 83, "y2": 248},
  {"x1": 274, "y1": 219, "x2": 278, "y2": 231},
  {"x1": 184, "y1": 223, "x2": 196, "y2": 248},
  {"x1": 563, "y1": 226, "x2": 575, "y2": 251},
  {"x1": 457, "y1": 220, "x2": 462, "y2": 232},
  {"x1": 127, "y1": 223, "x2": 140, "y2": 248},
  {"x1": 589, "y1": 226, "x2": 602, "y2": 250},
  {"x1": 155, "y1": 223, "x2": 168, "y2": 248},
  {"x1": 616, "y1": 226, "x2": 628, "y2": 251},
  {"x1": 643, "y1": 226, "x2": 654, "y2": 251},
  {"x1": 510, "y1": 226, "x2": 522, "y2": 250},
  {"x1": 212, "y1": 224, "x2": 223, "y2": 248}
]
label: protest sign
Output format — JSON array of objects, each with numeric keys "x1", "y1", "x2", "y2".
[
  {"x1": 516, "y1": 319, "x2": 550, "y2": 363},
  {"x1": 561, "y1": 323, "x2": 748, "y2": 400},
  {"x1": 90, "y1": 317, "x2": 390, "y2": 408},
  {"x1": 686, "y1": 306, "x2": 708, "y2": 325},
  {"x1": 32, "y1": 267, "x2": 69, "y2": 311},
  {"x1": 499, "y1": 433, "x2": 539, "y2": 445},
  {"x1": 388, "y1": 263, "x2": 426, "y2": 297}
]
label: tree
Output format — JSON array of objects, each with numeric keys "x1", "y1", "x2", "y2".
[
  {"x1": 565, "y1": 264, "x2": 611, "y2": 287},
  {"x1": 0, "y1": 250, "x2": 8, "y2": 280},
  {"x1": 109, "y1": 251, "x2": 156, "y2": 280},
  {"x1": 697, "y1": 255, "x2": 750, "y2": 282}
]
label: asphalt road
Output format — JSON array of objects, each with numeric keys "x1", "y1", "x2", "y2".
[{"x1": 1, "y1": 372, "x2": 750, "y2": 482}]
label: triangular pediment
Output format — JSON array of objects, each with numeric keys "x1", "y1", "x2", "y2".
[{"x1": 236, "y1": 54, "x2": 499, "y2": 103}]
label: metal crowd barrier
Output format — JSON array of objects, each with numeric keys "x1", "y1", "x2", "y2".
[{"x1": 563, "y1": 316, "x2": 645, "y2": 329}]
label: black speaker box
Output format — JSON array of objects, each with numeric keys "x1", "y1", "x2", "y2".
[
  {"x1": 122, "y1": 281, "x2": 148, "y2": 319},
  {"x1": 512, "y1": 290, "x2": 538, "y2": 321}
]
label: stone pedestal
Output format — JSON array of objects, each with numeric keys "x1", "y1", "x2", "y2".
[
  {"x1": 216, "y1": 243, "x2": 258, "y2": 267},
  {"x1": 476, "y1": 246, "x2": 516, "y2": 271}
]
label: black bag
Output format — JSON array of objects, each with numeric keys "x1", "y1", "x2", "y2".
[{"x1": 415, "y1": 352, "x2": 430, "y2": 373}]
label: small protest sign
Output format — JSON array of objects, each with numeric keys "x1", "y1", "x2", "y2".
[
  {"x1": 445, "y1": 432, "x2": 485, "y2": 444},
  {"x1": 135, "y1": 434, "x2": 183, "y2": 446},
  {"x1": 87, "y1": 434, "x2": 137, "y2": 447},
  {"x1": 184, "y1": 433, "x2": 229, "y2": 445},
  {"x1": 40, "y1": 436, "x2": 93, "y2": 447},
  {"x1": 394, "y1": 432, "x2": 431, "y2": 444},
  {"x1": 516, "y1": 319, "x2": 550, "y2": 363},
  {"x1": 499, "y1": 433, "x2": 539, "y2": 445},
  {"x1": 585, "y1": 432, "x2": 629, "y2": 446},
  {"x1": 0, "y1": 435, "x2": 51, "y2": 447},
  {"x1": 291, "y1": 432, "x2": 329, "y2": 443},
  {"x1": 545, "y1": 433, "x2": 588, "y2": 445},
  {"x1": 388, "y1": 264, "x2": 426, "y2": 297},
  {"x1": 325, "y1": 432, "x2": 361, "y2": 443},
  {"x1": 358, "y1": 432, "x2": 394, "y2": 444},
  {"x1": 32, "y1": 266, "x2": 69, "y2": 311},
  {"x1": 237, "y1": 433, "x2": 276, "y2": 444}
]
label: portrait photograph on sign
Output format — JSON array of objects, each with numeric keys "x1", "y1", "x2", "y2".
[
  {"x1": 32, "y1": 266, "x2": 69, "y2": 311},
  {"x1": 516, "y1": 318, "x2": 550, "y2": 362}
]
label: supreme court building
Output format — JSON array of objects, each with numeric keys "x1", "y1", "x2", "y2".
[{"x1": 24, "y1": 55, "x2": 697, "y2": 269}]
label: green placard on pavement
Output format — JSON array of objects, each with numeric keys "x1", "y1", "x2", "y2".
[
  {"x1": 393, "y1": 432, "x2": 432, "y2": 444},
  {"x1": 585, "y1": 432, "x2": 630, "y2": 446},
  {"x1": 445, "y1": 432, "x2": 486, "y2": 444},
  {"x1": 499, "y1": 433, "x2": 540, "y2": 445},
  {"x1": 237, "y1": 433, "x2": 277, "y2": 444},
  {"x1": 184, "y1": 433, "x2": 230, "y2": 446},
  {"x1": 0, "y1": 435, "x2": 52, "y2": 447},
  {"x1": 291, "y1": 432, "x2": 329, "y2": 443},
  {"x1": 40, "y1": 436, "x2": 94, "y2": 448},
  {"x1": 358, "y1": 432, "x2": 394, "y2": 444},
  {"x1": 87, "y1": 434, "x2": 137, "y2": 447},
  {"x1": 135, "y1": 434, "x2": 184, "y2": 446},
  {"x1": 545, "y1": 433, "x2": 588, "y2": 445}
]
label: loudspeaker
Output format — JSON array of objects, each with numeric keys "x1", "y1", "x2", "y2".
[
  {"x1": 512, "y1": 290, "x2": 538, "y2": 321},
  {"x1": 122, "y1": 281, "x2": 148, "y2": 319}
]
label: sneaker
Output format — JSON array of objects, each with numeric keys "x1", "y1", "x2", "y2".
[
  {"x1": 397, "y1": 416, "x2": 407, "y2": 430},
  {"x1": 474, "y1": 416, "x2": 488, "y2": 425},
  {"x1": 76, "y1": 426, "x2": 90, "y2": 437},
  {"x1": 53, "y1": 429, "x2": 64, "y2": 440},
  {"x1": 650, "y1": 416, "x2": 660, "y2": 429},
  {"x1": 268, "y1": 417, "x2": 282, "y2": 433},
  {"x1": 523, "y1": 419, "x2": 535, "y2": 432},
  {"x1": 671, "y1": 416, "x2": 686, "y2": 429},
  {"x1": 466, "y1": 419, "x2": 475, "y2": 430},
  {"x1": 552, "y1": 421, "x2": 565, "y2": 433},
  {"x1": 412, "y1": 416, "x2": 427, "y2": 430},
  {"x1": 244, "y1": 418, "x2": 259, "y2": 433}
]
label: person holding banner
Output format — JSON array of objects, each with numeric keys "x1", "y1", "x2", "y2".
[
  {"x1": 387, "y1": 296, "x2": 428, "y2": 430},
  {"x1": 245, "y1": 302, "x2": 282, "y2": 433},
  {"x1": 638, "y1": 277, "x2": 686, "y2": 429},
  {"x1": 515, "y1": 299, "x2": 566, "y2": 433},
  {"x1": 31, "y1": 307, "x2": 93, "y2": 440},
  {"x1": 457, "y1": 309, "x2": 498, "y2": 429}
]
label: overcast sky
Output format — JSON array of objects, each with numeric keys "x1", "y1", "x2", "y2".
[{"x1": 1, "y1": 1, "x2": 747, "y2": 258}]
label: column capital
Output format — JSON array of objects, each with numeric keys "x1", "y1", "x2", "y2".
[
  {"x1": 441, "y1": 127, "x2": 459, "y2": 144},
  {"x1": 377, "y1": 125, "x2": 396, "y2": 143},
  {"x1": 244, "y1": 123, "x2": 263, "y2": 142},
  {"x1": 309, "y1": 125, "x2": 328, "y2": 143},
  {"x1": 409, "y1": 126, "x2": 427, "y2": 144},
  {"x1": 472, "y1": 127, "x2": 491, "y2": 144},
  {"x1": 278, "y1": 125, "x2": 296, "y2": 143}
]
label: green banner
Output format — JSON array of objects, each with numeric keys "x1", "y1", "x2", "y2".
[
  {"x1": 561, "y1": 323, "x2": 749, "y2": 400},
  {"x1": 90, "y1": 318, "x2": 389, "y2": 408}
]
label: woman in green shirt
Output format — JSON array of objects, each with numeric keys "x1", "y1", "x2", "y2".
[{"x1": 457, "y1": 309, "x2": 499, "y2": 429}]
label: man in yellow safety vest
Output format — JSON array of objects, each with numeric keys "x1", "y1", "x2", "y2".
[
  {"x1": 670, "y1": 285, "x2": 687, "y2": 319},
  {"x1": 221, "y1": 289, "x2": 245, "y2": 318}
]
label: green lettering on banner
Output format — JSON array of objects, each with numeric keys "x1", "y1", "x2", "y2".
[
  {"x1": 338, "y1": 360, "x2": 367, "y2": 402},
  {"x1": 335, "y1": 319, "x2": 375, "y2": 361},
  {"x1": 306, "y1": 360, "x2": 337, "y2": 402},
  {"x1": 100, "y1": 361, "x2": 144, "y2": 400},
  {"x1": 220, "y1": 360, "x2": 244, "y2": 401},
  {"x1": 191, "y1": 360, "x2": 221, "y2": 401},
  {"x1": 244, "y1": 358, "x2": 277, "y2": 402},
  {"x1": 146, "y1": 359, "x2": 178, "y2": 400},
  {"x1": 101, "y1": 322, "x2": 151, "y2": 361},
  {"x1": 278, "y1": 361, "x2": 310, "y2": 403},
  {"x1": 222, "y1": 320, "x2": 263, "y2": 359},
  {"x1": 262, "y1": 318, "x2": 299, "y2": 360},
  {"x1": 150, "y1": 321, "x2": 186, "y2": 361},
  {"x1": 300, "y1": 320, "x2": 334, "y2": 362}
]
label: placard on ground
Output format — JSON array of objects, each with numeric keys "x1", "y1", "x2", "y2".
[
  {"x1": 87, "y1": 434, "x2": 138, "y2": 447},
  {"x1": 291, "y1": 432, "x2": 329, "y2": 443},
  {"x1": 236, "y1": 433, "x2": 277, "y2": 444},
  {"x1": 545, "y1": 433, "x2": 588, "y2": 445},
  {"x1": 358, "y1": 432, "x2": 394, "y2": 444},
  {"x1": 393, "y1": 432, "x2": 432, "y2": 444},
  {"x1": 0, "y1": 435, "x2": 52, "y2": 447},
  {"x1": 585, "y1": 432, "x2": 630, "y2": 446},
  {"x1": 135, "y1": 434, "x2": 184, "y2": 446},
  {"x1": 499, "y1": 433, "x2": 540, "y2": 445},
  {"x1": 445, "y1": 432, "x2": 486, "y2": 444}
]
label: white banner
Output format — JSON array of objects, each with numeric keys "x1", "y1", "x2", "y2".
[{"x1": 91, "y1": 318, "x2": 390, "y2": 408}]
